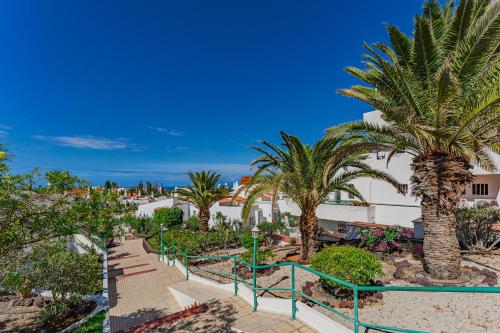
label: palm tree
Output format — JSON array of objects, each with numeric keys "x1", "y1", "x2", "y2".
[
  {"x1": 336, "y1": 0, "x2": 499, "y2": 279},
  {"x1": 238, "y1": 132, "x2": 402, "y2": 260},
  {"x1": 176, "y1": 171, "x2": 230, "y2": 232}
]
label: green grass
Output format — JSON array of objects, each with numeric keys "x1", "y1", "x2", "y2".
[{"x1": 69, "y1": 310, "x2": 106, "y2": 333}]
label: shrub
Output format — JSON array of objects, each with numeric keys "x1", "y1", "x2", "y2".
[
  {"x1": 151, "y1": 228, "x2": 243, "y2": 254},
  {"x1": 240, "y1": 248, "x2": 275, "y2": 264},
  {"x1": 239, "y1": 230, "x2": 274, "y2": 264},
  {"x1": 154, "y1": 207, "x2": 183, "y2": 228},
  {"x1": 456, "y1": 207, "x2": 500, "y2": 251},
  {"x1": 38, "y1": 300, "x2": 71, "y2": 323},
  {"x1": 259, "y1": 221, "x2": 288, "y2": 241},
  {"x1": 185, "y1": 216, "x2": 199, "y2": 230},
  {"x1": 124, "y1": 214, "x2": 156, "y2": 236},
  {"x1": 358, "y1": 226, "x2": 413, "y2": 252},
  {"x1": 310, "y1": 246, "x2": 383, "y2": 290},
  {"x1": 240, "y1": 231, "x2": 265, "y2": 249},
  {"x1": 1, "y1": 272, "x2": 32, "y2": 298},
  {"x1": 31, "y1": 249, "x2": 101, "y2": 302}
]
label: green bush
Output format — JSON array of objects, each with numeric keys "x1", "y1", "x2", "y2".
[
  {"x1": 150, "y1": 228, "x2": 243, "y2": 254},
  {"x1": 310, "y1": 245, "x2": 383, "y2": 290},
  {"x1": 240, "y1": 248, "x2": 275, "y2": 264},
  {"x1": 184, "y1": 216, "x2": 199, "y2": 230},
  {"x1": 38, "y1": 300, "x2": 72, "y2": 323},
  {"x1": 1, "y1": 271, "x2": 34, "y2": 298},
  {"x1": 124, "y1": 214, "x2": 156, "y2": 235},
  {"x1": 240, "y1": 231, "x2": 265, "y2": 249},
  {"x1": 32, "y1": 249, "x2": 102, "y2": 302},
  {"x1": 154, "y1": 207, "x2": 183, "y2": 228}
]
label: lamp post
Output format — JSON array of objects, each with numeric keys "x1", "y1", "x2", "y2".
[
  {"x1": 160, "y1": 223, "x2": 164, "y2": 262},
  {"x1": 252, "y1": 225, "x2": 260, "y2": 312}
]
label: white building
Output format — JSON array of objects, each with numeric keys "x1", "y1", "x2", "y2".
[{"x1": 135, "y1": 110, "x2": 500, "y2": 237}]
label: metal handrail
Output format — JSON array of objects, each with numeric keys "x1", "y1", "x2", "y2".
[{"x1": 159, "y1": 240, "x2": 500, "y2": 333}]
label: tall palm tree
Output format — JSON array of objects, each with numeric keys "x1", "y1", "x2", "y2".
[
  {"x1": 336, "y1": 0, "x2": 499, "y2": 279},
  {"x1": 176, "y1": 171, "x2": 230, "y2": 232},
  {"x1": 238, "y1": 132, "x2": 402, "y2": 260}
]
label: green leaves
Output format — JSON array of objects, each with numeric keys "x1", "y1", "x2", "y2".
[
  {"x1": 176, "y1": 170, "x2": 230, "y2": 211},
  {"x1": 310, "y1": 245, "x2": 383, "y2": 290},
  {"x1": 339, "y1": 0, "x2": 499, "y2": 170}
]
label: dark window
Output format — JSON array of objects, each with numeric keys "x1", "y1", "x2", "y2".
[
  {"x1": 348, "y1": 192, "x2": 355, "y2": 199},
  {"x1": 401, "y1": 184, "x2": 409, "y2": 195},
  {"x1": 473, "y1": 184, "x2": 489, "y2": 195}
]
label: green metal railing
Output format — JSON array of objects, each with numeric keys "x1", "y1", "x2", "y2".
[{"x1": 158, "y1": 241, "x2": 500, "y2": 333}]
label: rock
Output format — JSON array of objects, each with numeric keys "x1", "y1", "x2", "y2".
[
  {"x1": 33, "y1": 297, "x2": 45, "y2": 308},
  {"x1": 416, "y1": 277, "x2": 434, "y2": 286},
  {"x1": 480, "y1": 277, "x2": 497, "y2": 287},
  {"x1": 395, "y1": 260, "x2": 411, "y2": 269},
  {"x1": 23, "y1": 298, "x2": 34, "y2": 307},
  {"x1": 482, "y1": 269, "x2": 498, "y2": 280},
  {"x1": 304, "y1": 281, "x2": 314, "y2": 288},
  {"x1": 338, "y1": 300, "x2": 353, "y2": 308},
  {"x1": 393, "y1": 268, "x2": 406, "y2": 280},
  {"x1": 9, "y1": 299, "x2": 18, "y2": 307}
]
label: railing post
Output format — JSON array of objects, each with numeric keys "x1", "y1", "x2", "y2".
[
  {"x1": 233, "y1": 257, "x2": 238, "y2": 296},
  {"x1": 291, "y1": 263, "x2": 296, "y2": 320},
  {"x1": 185, "y1": 255, "x2": 189, "y2": 280},
  {"x1": 252, "y1": 237, "x2": 257, "y2": 312},
  {"x1": 353, "y1": 287, "x2": 359, "y2": 333}
]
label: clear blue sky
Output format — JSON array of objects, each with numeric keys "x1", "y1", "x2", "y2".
[{"x1": 1, "y1": 1, "x2": 426, "y2": 186}]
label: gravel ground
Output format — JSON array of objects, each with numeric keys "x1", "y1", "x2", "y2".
[{"x1": 194, "y1": 249, "x2": 500, "y2": 333}]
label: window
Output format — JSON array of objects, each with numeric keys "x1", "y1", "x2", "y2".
[
  {"x1": 401, "y1": 184, "x2": 409, "y2": 195},
  {"x1": 472, "y1": 184, "x2": 489, "y2": 196},
  {"x1": 337, "y1": 222, "x2": 347, "y2": 234},
  {"x1": 348, "y1": 192, "x2": 355, "y2": 199}
]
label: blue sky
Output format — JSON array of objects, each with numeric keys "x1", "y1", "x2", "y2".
[{"x1": 0, "y1": 1, "x2": 425, "y2": 186}]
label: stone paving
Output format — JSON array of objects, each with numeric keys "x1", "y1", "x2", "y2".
[
  {"x1": 108, "y1": 238, "x2": 184, "y2": 332},
  {"x1": 109, "y1": 237, "x2": 317, "y2": 333}
]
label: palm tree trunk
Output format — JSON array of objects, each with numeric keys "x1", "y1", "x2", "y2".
[
  {"x1": 411, "y1": 153, "x2": 474, "y2": 280},
  {"x1": 299, "y1": 209, "x2": 319, "y2": 261},
  {"x1": 198, "y1": 209, "x2": 210, "y2": 232}
]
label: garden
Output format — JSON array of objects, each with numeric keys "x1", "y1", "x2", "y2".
[{"x1": 137, "y1": 205, "x2": 500, "y2": 333}]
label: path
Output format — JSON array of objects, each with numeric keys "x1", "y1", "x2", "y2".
[{"x1": 108, "y1": 237, "x2": 317, "y2": 333}]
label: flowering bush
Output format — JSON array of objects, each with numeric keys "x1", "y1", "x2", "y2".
[{"x1": 358, "y1": 226, "x2": 414, "y2": 252}]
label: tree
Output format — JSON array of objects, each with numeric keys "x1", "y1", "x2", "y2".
[
  {"x1": 153, "y1": 207, "x2": 184, "y2": 228},
  {"x1": 239, "y1": 132, "x2": 401, "y2": 260},
  {"x1": 176, "y1": 171, "x2": 230, "y2": 232},
  {"x1": 336, "y1": 0, "x2": 499, "y2": 279},
  {"x1": 104, "y1": 180, "x2": 112, "y2": 191},
  {"x1": 146, "y1": 181, "x2": 152, "y2": 195}
]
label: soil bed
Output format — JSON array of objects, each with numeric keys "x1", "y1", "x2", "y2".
[{"x1": 0, "y1": 293, "x2": 96, "y2": 333}]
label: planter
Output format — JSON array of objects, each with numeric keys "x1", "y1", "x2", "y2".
[{"x1": 142, "y1": 238, "x2": 159, "y2": 254}]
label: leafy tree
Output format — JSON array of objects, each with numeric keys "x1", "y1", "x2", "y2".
[
  {"x1": 104, "y1": 180, "x2": 112, "y2": 191},
  {"x1": 336, "y1": 0, "x2": 499, "y2": 279},
  {"x1": 238, "y1": 132, "x2": 401, "y2": 260},
  {"x1": 176, "y1": 171, "x2": 230, "y2": 232},
  {"x1": 146, "y1": 181, "x2": 152, "y2": 195},
  {"x1": 153, "y1": 207, "x2": 184, "y2": 228},
  {"x1": 74, "y1": 190, "x2": 126, "y2": 244}
]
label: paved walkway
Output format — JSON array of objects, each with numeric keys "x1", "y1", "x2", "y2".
[{"x1": 108, "y1": 237, "x2": 316, "y2": 333}]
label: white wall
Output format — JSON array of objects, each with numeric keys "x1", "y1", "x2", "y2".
[{"x1": 135, "y1": 198, "x2": 174, "y2": 217}]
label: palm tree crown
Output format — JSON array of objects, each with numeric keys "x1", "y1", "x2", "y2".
[
  {"x1": 337, "y1": 0, "x2": 499, "y2": 279},
  {"x1": 240, "y1": 131, "x2": 402, "y2": 260},
  {"x1": 176, "y1": 171, "x2": 230, "y2": 232}
]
